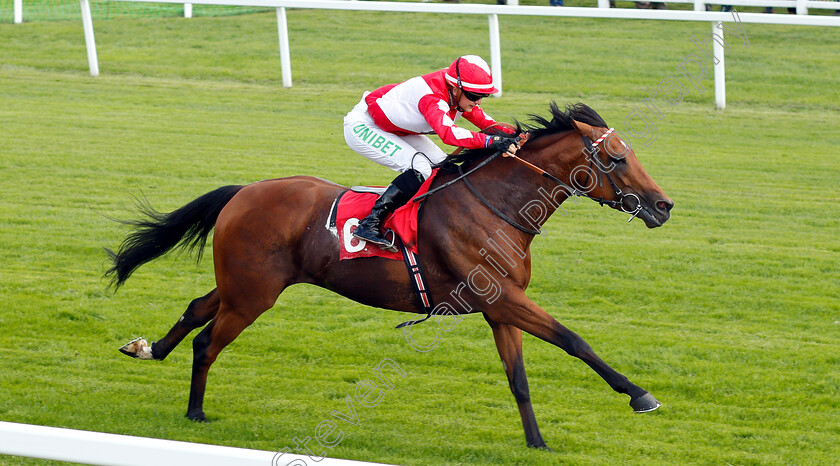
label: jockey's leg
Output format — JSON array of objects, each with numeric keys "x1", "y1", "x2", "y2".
[
  {"x1": 353, "y1": 168, "x2": 424, "y2": 249},
  {"x1": 344, "y1": 122, "x2": 447, "y2": 249}
]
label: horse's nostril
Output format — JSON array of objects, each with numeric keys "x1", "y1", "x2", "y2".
[{"x1": 656, "y1": 200, "x2": 673, "y2": 212}]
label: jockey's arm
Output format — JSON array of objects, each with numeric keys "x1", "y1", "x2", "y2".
[
  {"x1": 463, "y1": 105, "x2": 498, "y2": 131},
  {"x1": 418, "y1": 96, "x2": 490, "y2": 150}
]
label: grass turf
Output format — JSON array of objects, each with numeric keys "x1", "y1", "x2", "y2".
[{"x1": 1, "y1": 6, "x2": 839, "y2": 465}]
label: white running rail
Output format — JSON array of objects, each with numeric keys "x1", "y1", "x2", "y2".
[
  {"x1": 0, "y1": 421, "x2": 390, "y2": 466},
  {"x1": 77, "y1": 0, "x2": 840, "y2": 109}
]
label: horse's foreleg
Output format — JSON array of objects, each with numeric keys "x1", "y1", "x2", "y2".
[
  {"x1": 484, "y1": 315, "x2": 549, "y2": 450},
  {"x1": 492, "y1": 295, "x2": 660, "y2": 413}
]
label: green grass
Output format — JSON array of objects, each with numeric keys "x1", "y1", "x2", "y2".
[{"x1": 1, "y1": 7, "x2": 839, "y2": 466}]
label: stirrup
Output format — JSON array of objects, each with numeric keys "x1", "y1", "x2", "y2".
[
  {"x1": 364, "y1": 230, "x2": 399, "y2": 253},
  {"x1": 365, "y1": 229, "x2": 398, "y2": 253},
  {"x1": 353, "y1": 227, "x2": 398, "y2": 253},
  {"x1": 379, "y1": 230, "x2": 398, "y2": 253}
]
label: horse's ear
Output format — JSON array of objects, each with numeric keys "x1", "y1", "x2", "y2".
[{"x1": 571, "y1": 119, "x2": 597, "y2": 139}]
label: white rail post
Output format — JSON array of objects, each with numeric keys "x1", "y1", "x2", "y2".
[
  {"x1": 693, "y1": 0, "x2": 705, "y2": 11},
  {"x1": 14, "y1": 0, "x2": 22, "y2": 23},
  {"x1": 80, "y1": 0, "x2": 99, "y2": 77},
  {"x1": 185, "y1": 4, "x2": 193, "y2": 18},
  {"x1": 276, "y1": 7, "x2": 292, "y2": 88},
  {"x1": 598, "y1": 0, "x2": 610, "y2": 8},
  {"x1": 713, "y1": 21, "x2": 725, "y2": 109},
  {"x1": 488, "y1": 13, "x2": 502, "y2": 97},
  {"x1": 796, "y1": 0, "x2": 807, "y2": 14}
]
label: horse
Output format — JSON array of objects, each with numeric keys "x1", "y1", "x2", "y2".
[{"x1": 107, "y1": 103, "x2": 673, "y2": 449}]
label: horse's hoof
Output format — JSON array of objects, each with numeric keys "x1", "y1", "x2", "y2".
[
  {"x1": 186, "y1": 411, "x2": 208, "y2": 423},
  {"x1": 630, "y1": 392, "x2": 661, "y2": 413},
  {"x1": 528, "y1": 443, "x2": 553, "y2": 452},
  {"x1": 119, "y1": 337, "x2": 154, "y2": 360}
]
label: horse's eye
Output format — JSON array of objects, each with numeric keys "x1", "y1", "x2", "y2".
[{"x1": 610, "y1": 156, "x2": 627, "y2": 165}]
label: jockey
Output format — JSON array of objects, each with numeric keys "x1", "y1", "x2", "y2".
[{"x1": 343, "y1": 55, "x2": 522, "y2": 249}]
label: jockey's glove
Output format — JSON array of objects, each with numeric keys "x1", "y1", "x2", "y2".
[{"x1": 486, "y1": 135, "x2": 520, "y2": 154}]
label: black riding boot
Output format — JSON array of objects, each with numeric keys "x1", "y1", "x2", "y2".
[{"x1": 353, "y1": 169, "x2": 424, "y2": 250}]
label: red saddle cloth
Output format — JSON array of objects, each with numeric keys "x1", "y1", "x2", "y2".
[{"x1": 336, "y1": 169, "x2": 438, "y2": 261}]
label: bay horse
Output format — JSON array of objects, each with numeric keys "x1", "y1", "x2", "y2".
[{"x1": 107, "y1": 103, "x2": 673, "y2": 449}]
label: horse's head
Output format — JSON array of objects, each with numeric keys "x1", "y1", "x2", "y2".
[
  {"x1": 453, "y1": 103, "x2": 672, "y2": 229},
  {"x1": 568, "y1": 120, "x2": 673, "y2": 228}
]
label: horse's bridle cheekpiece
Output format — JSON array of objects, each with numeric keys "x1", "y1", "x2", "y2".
[{"x1": 581, "y1": 128, "x2": 644, "y2": 223}]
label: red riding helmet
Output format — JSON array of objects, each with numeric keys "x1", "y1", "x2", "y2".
[{"x1": 444, "y1": 55, "x2": 498, "y2": 95}]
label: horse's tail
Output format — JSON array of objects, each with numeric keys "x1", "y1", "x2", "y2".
[{"x1": 105, "y1": 185, "x2": 245, "y2": 289}]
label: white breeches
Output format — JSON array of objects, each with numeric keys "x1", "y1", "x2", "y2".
[{"x1": 343, "y1": 95, "x2": 448, "y2": 179}]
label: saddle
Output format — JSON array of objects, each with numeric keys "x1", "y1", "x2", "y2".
[
  {"x1": 350, "y1": 186, "x2": 387, "y2": 195},
  {"x1": 326, "y1": 174, "x2": 439, "y2": 317}
]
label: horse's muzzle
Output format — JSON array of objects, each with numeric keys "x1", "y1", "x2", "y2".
[
  {"x1": 638, "y1": 196, "x2": 673, "y2": 228},
  {"x1": 625, "y1": 193, "x2": 672, "y2": 228}
]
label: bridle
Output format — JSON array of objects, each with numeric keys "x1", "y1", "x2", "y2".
[
  {"x1": 413, "y1": 127, "x2": 645, "y2": 235},
  {"x1": 500, "y1": 128, "x2": 644, "y2": 234},
  {"x1": 577, "y1": 128, "x2": 644, "y2": 222}
]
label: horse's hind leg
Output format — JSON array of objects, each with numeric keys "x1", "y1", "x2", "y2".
[
  {"x1": 152, "y1": 289, "x2": 220, "y2": 360},
  {"x1": 119, "y1": 289, "x2": 220, "y2": 360},
  {"x1": 184, "y1": 263, "x2": 288, "y2": 421},
  {"x1": 185, "y1": 298, "x2": 273, "y2": 421}
]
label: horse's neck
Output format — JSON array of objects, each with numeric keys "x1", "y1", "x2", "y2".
[{"x1": 470, "y1": 131, "x2": 581, "y2": 229}]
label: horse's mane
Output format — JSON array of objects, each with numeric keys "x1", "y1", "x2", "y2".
[{"x1": 441, "y1": 102, "x2": 608, "y2": 169}]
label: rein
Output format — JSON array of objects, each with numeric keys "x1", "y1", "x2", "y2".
[
  {"x1": 458, "y1": 163, "x2": 542, "y2": 235},
  {"x1": 412, "y1": 122, "x2": 519, "y2": 203},
  {"x1": 411, "y1": 150, "x2": 503, "y2": 203}
]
